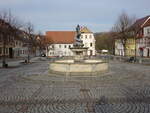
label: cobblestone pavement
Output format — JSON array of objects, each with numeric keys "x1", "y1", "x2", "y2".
[{"x1": 0, "y1": 59, "x2": 150, "y2": 113}]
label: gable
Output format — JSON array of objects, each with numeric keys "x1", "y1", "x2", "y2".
[{"x1": 143, "y1": 18, "x2": 150, "y2": 27}]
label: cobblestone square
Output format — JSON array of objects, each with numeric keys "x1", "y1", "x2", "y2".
[{"x1": 0, "y1": 59, "x2": 150, "y2": 113}]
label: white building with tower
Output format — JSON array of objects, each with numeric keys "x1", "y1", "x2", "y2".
[{"x1": 80, "y1": 27, "x2": 96, "y2": 56}]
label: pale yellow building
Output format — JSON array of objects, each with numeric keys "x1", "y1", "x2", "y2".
[{"x1": 125, "y1": 38, "x2": 136, "y2": 56}]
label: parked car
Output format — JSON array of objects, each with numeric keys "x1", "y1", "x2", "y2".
[{"x1": 41, "y1": 53, "x2": 46, "y2": 57}]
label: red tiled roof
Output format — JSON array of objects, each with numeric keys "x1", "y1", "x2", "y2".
[
  {"x1": 46, "y1": 31, "x2": 76, "y2": 44},
  {"x1": 143, "y1": 18, "x2": 150, "y2": 27},
  {"x1": 132, "y1": 15, "x2": 150, "y2": 28}
]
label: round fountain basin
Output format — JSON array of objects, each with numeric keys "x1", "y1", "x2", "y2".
[{"x1": 49, "y1": 59, "x2": 108, "y2": 76}]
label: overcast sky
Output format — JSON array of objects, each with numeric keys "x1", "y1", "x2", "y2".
[{"x1": 0, "y1": 0, "x2": 150, "y2": 33}]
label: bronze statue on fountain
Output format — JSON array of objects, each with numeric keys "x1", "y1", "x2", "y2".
[
  {"x1": 70, "y1": 25, "x2": 88, "y2": 62},
  {"x1": 73, "y1": 24, "x2": 84, "y2": 48}
]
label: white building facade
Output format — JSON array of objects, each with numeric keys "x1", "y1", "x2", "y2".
[
  {"x1": 136, "y1": 16, "x2": 150, "y2": 57},
  {"x1": 115, "y1": 39, "x2": 124, "y2": 56},
  {"x1": 46, "y1": 31, "x2": 75, "y2": 57},
  {"x1": 47, "y1": 44, "x2": 74, "y2": 57},
  {"x1": 80, "y1": 27, "x2": 96, "y2": 56}
]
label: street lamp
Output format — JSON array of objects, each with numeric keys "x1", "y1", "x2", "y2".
[{"x1": 134, "y1": 36, "x2": 137, "y2": 62}]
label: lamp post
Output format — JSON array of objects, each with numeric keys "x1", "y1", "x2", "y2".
[
  {"x1": 134, "y1": 36, "x2": 137, "y2": 62},
  {"x1": 2, "y1": 34, "x2": 6, "y2": 67},
  {"x1": 27, "y1": 42, "x2": 30, "y2": 63}
]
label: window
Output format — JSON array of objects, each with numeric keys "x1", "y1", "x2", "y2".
[
  {"x1": 80, "y1": 35, "x2": 83, "y2": 39},
  {"x1": 69, "y1": 45, "x2": 71, "y2": 48},
  {"x1": 59, "y1": 45, "x2": 61, "y2": 48},
  {"x1": 19, "y1": 50, "x2": 21, "y2": 54},
  {"x1": 147, "y1": 29, "x2": 150, "y2": 34},
  {"x1": 9, "y1": 37, "x2": 11, "y2": 42},
  {"x1": 0, "y1": 34, "x2": 2, "y2": 42},
  {"x1": 90, "y1": 35, "x2": 92, "y2": 39},
  {"x1": 90, "y1": 43, "x2": 93, "y2": 47},
  {"x1": 5, "y1": 48, "x2": 8, "y2": 54},
  {"x1": 0, "y1": 47, "x2": 2, "y2": 54},
  {"x1": 85, "y1": 35, "x2": 87, "y2": 39},
  {"x1": 7, "y1": 37, "x2": 9, "y2": 42},
  {"x1": 16, "y1": 41, "x2": 18, "y2": 46},
  {"x1": 52, "y1": 45, "x2": 54, "y2": 48},
  {"x1": 85, "y1": 43, "x2": 87, "y2": 47},
  {"x1": 20, "y1": 42, "x2": 22, "y2": 46},
  {"x1": 64, "y1": 45, "x2": 67, "y2": 48}
]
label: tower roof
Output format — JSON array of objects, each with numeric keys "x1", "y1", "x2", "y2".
[{"x1": 80, "y1": 27, "x2": 92, "y2": 33}]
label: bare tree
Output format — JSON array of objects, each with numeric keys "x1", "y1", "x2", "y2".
[
  {"x1": 95, "y1": 32, "x2": 115, "y2": 54},
  {"x1": 36, "y1": 32, "x2": 46, "y2": 55},
  {"x1": 113, "y1": 12, "x2": 136, "y2": 56},
  {"x1": 24, "y1": 22, "x2": 35, "y2": 62}
]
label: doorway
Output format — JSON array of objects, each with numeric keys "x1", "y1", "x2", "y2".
[
  {"x1": 90, "y1": 50, "x2": 93, "y2": 56},
  {"x1": 9, "y1": 48, "x2": 13, "y2": 58},
  {"x1": 147, "y1": 48, "x2": 150, "y2": 57}
]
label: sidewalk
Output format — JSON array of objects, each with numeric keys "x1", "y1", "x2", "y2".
[
  {"x1": 0, "y1": 57, "x2": 24, "y2": 63},
  {"x1": 108, "y1": 55, "x2": 150, "y2": 65},
  {"x1": 0, "y1": 57, "x2": 41, "y2": 68}
]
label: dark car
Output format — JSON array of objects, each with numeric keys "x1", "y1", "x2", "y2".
[{"x1": 41, "y1": 53, "x2": 46, "y2": 57}]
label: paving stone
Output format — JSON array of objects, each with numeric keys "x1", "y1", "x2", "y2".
[{"x1": 0, "y1": 60, "x2": 150, "y2": 113}]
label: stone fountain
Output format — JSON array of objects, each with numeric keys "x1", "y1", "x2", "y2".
[{"x1": 49, "y1": 25, "x2": 108, "y2": 76}]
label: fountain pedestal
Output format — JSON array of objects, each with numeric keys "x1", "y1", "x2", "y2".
[{"x1": 70, "y1": 47, "x2": 88, "y2": 62}]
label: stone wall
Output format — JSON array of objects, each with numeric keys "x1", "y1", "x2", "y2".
[{"x1": 49, "y1": 61, "x2": 108, "y2": 76}]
